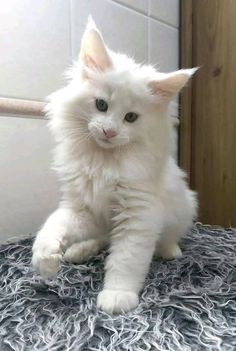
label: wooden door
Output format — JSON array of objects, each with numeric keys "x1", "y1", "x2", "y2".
[{"x1": 180, "y1": 0, "x2": 236, "y2": 227}]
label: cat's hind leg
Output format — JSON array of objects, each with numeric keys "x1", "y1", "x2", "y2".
[
  {"x1": 155, "y1": 189, "x2": 197, "y2": 260},
  {"x1": 155, "y1": 228, "x2": 183, "y2": 260},
  {"x1": 64, "y1": 238, "x2": 108, "y2": 264}
]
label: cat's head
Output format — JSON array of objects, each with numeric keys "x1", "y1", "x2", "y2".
[{"x1": 50, "y1": 17, "x2": 197, "y2": 151}]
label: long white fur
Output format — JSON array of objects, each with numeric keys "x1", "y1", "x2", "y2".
[{"x1": 32, "y1": 17, "x2": 197, "y2": 314}]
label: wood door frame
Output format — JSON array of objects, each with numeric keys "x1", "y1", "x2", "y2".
[{"x1": 179, "y1": 0, "x2": 193, "y2": 183}]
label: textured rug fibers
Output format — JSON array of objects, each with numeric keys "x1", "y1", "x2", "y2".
[{"x1": 0, "y1": 223, "x2": 236, "y2": 351}]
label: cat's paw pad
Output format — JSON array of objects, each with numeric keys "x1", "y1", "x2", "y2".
[
  {"x1": 64, "y1": 240, "x2": 101, "y2": 264},
  {"x1": 32, "y1": 240, "x2": 62, "y2": 277},
  {"x1": 158, "y1": 244, "x2": 182, "y2": 260},
  {"x1": 97, "y1": 289, "x2": 139, "y2": 314}
]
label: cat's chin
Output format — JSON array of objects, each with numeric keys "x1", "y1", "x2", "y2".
[{"x1": 94, "y1": 138, "x2": 117, "y2": 149}]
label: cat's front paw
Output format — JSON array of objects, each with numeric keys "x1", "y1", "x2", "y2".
[
  {"x1": 32, "y1": 239, "x2": 62, "y2": 278},
  {"x1": 97, "y1": 289, "x2": 139, "y2": 314}
]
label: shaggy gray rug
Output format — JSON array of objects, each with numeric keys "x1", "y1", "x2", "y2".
[{"x1": 0, "y1": 224, "x2": 236, "y2": 351}]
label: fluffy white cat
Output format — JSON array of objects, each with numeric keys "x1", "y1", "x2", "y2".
[{"x1": 32, "y1": 17, "x2": 197, "y2": 314}]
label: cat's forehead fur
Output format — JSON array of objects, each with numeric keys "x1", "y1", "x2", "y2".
[
  {"x1": 101, "y1": 52, "x2": 164, "y2": 92},
  {"x1": 72, "y1": 51, "x2": 165, "y2": 102}
]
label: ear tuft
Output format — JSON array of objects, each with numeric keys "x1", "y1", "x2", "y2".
[
  {"x1": 149, "y1": 68, "x2": 198, "y2": 100},
  {"x1": 79, "y1": 16, "x2": 112, "y2": 76},
  {"x1": 86, "y1": 15, "x2": 98, "y2": 32}
]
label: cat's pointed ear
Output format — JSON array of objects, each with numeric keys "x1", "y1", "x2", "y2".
[
  {"x1": 79, "y1": 16, "x2": 112, "y2": 76},
  {"x1": 149, "y1": 68, "x2": 198, "y2": 100}
]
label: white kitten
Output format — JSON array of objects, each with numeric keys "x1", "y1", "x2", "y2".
[{"x1": 32, "y1": 17, "x2": 197, "y2": 314}]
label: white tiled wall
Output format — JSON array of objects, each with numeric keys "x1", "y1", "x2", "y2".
[
  {"x1": 0, "y1": 117, "x2": 59, "y2": 242},
  {"x1": 149, "y1": 18, "x2": 178, "y2": 71},
  {"x1": 0, "y1": 0, "x2": 179, "y2": 241},
  {"x1": 150, "y1": 0, "x2": 179, "y2": 27},
  {"x1": 0, "y1": 0, "x2": 71, "y2": 100}
]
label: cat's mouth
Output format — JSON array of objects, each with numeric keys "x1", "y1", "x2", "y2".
[{"x1": 95, "y1": 137, "x2": 116, "y2": 149}]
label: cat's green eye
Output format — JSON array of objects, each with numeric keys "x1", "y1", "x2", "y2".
[
  {"x1": 124, "y1": 112, "x2": 139, "y2": 123},
  {"x1": 96, "y1": 98, "x2": 108, "y2": 112}
]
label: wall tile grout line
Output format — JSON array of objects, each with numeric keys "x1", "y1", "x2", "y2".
[
  {"x1": 0, "y1": 95, "x2": 44, "y2": 103},
  {"x1": 111, "y1": 0, "x2": 179, "y2": 29},
  {"x1": 69, "y1": 0, "x2": 73, "y2": 60},
  {"x1": 147, "y1": 0, "x2": 150, "y2": 63},
  {"x1": 112, "y1": 0, "x2": 147, "y2": 16},
  {"x1": 149, "y1": 15, "x2": 179, "y2": 30},
  {"x1": 70, "y1": 0, "x2": 76, "y2": 59}
]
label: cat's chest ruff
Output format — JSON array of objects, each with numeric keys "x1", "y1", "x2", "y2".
[
  {"x1": 78, "y1": 148, "x2": 119, "y2": 182},
  {"x1": 78, "y1": 157, "x2": 119, "y2": 195},
  {"x1": 75, "y1": 161, "x2": 118, "y2": 218}
]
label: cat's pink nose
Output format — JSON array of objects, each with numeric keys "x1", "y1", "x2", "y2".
[{"x1": 103, "y1": 128, "x2": 117, "y2": 139}]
